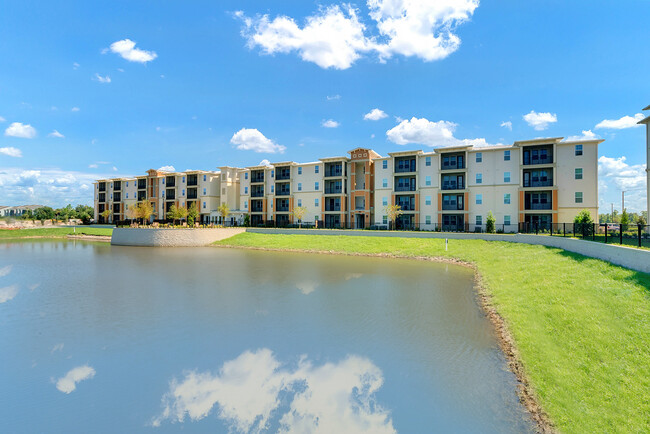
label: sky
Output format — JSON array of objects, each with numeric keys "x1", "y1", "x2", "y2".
[{"x1": 0, "y1": 0, "x2": 648, "y2": 212}]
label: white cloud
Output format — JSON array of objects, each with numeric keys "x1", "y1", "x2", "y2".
[
  {"x1": 500, "y1": 121, "x2": 512, "y2": 131},
  {"x1": 94, "y1": 73, "x2": 111, "y2": 83},
  {"x1": 326, "y1": 94, "x2": 341, "y2": 100},
  {"x1": 88, "y1": 164, "x2": 98, "y2": 169},
  {"x1": 364, "y1": 108, "x2": 388, "y2": 121},
  {"x1": 158, "y1": 165, "x2": 176, "y2": 172},
  {"x1": 595, "y1": 113, "x2": 645, "y2": 130},
  {"x1": 231, "y1": 128, "x2": 286, "y2": 153},
  {"x1": 0, "y1": 285, "x2": 18, "y2": 303},
  {"x1": 322, "y1": 119, "x2": 340, "y2": 128},
  {"x1": 0, "y1": 147, "x2": 23, "y2": 157},
  {"x1": 564, "y1": 130, "x2": 599, "y2": 142},
  {"x1": 51, "y1": 343, "x2": 64, "y2": 354},
  {"x1": 0, "y1": 265, "x2": 12, "y2": 277},
  {"x1": 598, "y1": 155, "x2": 647, "y2": 211},
  {"x1": 55, "y1": 365, "x2": 96, "y2": 393},
  {"x1": 238, "y1": 1, "x2": 478, "y2": 70},
  {"x1": 523, "y1": 110, "x2": 557, "y2": 131},
  {"x1": 5, "y1": 122, "x2": 37, "y2": 139},
  {"x1": 386, "y1": 117, "x2": 499, "y2": 148},
  {"x1": 296, "y1": 281, "x2": 318, "y2": 295},
  {"x1": 152, "y1": 348, "x2": 395, "y2": 433},
  {"x1": 73, "y1": 62, "x2": 80, "y2": 69},
  {"x1": 112, "y1": 166, "x2": 118, "y2": 171},
  {"x1": 71, "y1": 107, "x2": 80, "y2": 112},
  {"x1": 109, "y1": 39, "x2": 157, "y2": 63},
  {"x1": 48, "y1": 130, "x2": 64, "y2": 138},
  {"x1": 258, "y1": 159, "x2": 272, "y2": 166}
]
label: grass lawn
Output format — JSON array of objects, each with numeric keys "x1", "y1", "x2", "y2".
[
  {"x1": 0, "y1": 227, "x2": 113, "y2": 239},
  {"x1": 216, "y1": 232, "x2": 650, "y2": 433}
]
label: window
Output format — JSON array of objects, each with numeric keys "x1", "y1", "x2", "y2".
[
  {"x1": 297, "y1": 199, "x2": 302, "y2": 207},
  {"x1": 575, "y1": 168, "x2": 583, "y2": 180},
  {"x1": 425, "y1": 156, "x2": 431, "y2": 166},
  {"x1": 383, "y1": 215, "x2": 388, "y2": 224},
  {"x1": 203, "y1": 188, "x2": 206, "y2": 195},
  {"x1": 382, "y1": 160, "x2": 388, "y2": 169},
  {"x1": 383, "y1": 197, "x2": 388, "y2": 206},
  {"x1": 575, "y1": 192, "x2": 583, "y2": 203},
  {"x1": 298, "y1": 183, "x2": 302, "y2": 191},
  {"x1": 244, "y1": 202, "x2": 247, "y2": 209},
  {"x1": 425, "y1": 175, "x2": 431, "y2": 186},
  {"x1": 504, "y1": 150, "x2": 511, "y2": 161},
  {"x1": 244, "y1": 187, "x2": 248, "y2": 194},
  {"x1": 315, "y1": 165, "x2": 319, "y2": 174},
  {"x1": 426, "y1": 215, "x2": 431, "y2": 225},
  {"x1": 476, "y1": 173, "x2": 482, "y2": 184},
  {"x1": 271, "y1": 170, "x2": 274, "y2": 178},
  {"x1": 182, "y1": 189, "x2": 185, "y2": 196},
  {"x1": 504, "y1": 193, "x2": 511, "y2": 204},
  {"x1": 126, "y1": 181, "x2": 129, "y2": 187},
  {"x1": 162, "y1": 179, "x2": 165, "y2": 185},
  {"x1": 203, "y1": 202, "x2": 206, "y2": 209},
  {"x1": 575, "y1": 144, "x2": 583, "y2": 156},
  {"x1": 271, "y1": 185, "x2": 274, "y2": 193},
  {"x1": 504, "y1": 215, "x2": 511, "y2": 225},
  {"x1": 476, "y1": 215, "x2": 482, "y2": 225},
  {"x1": 476, "y1": 194, "x2": 482, "y2": 205},
  {"x1": 110, "y1": 194, "x2": 112, "y2": 199},
  {"x1": 203, "y1": 175, "x2": 206, "y2": 182},
  {"x1": 298, "y1": 167, "x2": 302, "y2": 175},
  {"x1": 182, "y1": 176, "x2": 185, "y2": 183},
  {"x1": 315, "y1": 198, "x2": 319, "y2": 207},
  {"x1": 270, "y1": 202, "x2": 273, "y2": 209},
  {"x1": 476, "y1": 153, "x2": 482, "y2": 163},
  {"x1": 126, "y1": 193, "x2": 128, "y2": 199},
  {"x1": 504, "y1": 172, "x2": 511, "y2": 183},
  {"x1": 315, "y1": 182, "x2": 319, "y2": 190},
  {"x1": 161, "y1": 191, "x2": 165, "y2": 198},
  {"x1": 425, "y1": 196, "x2": 431, "y2": 206},
  {"x1": 245, "y1": 172, "x2": 248, "y2": 180},
  {"x1": 382, "y1": 178, "x2": 388, "y2": 188}
]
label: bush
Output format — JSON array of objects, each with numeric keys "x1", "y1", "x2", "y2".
[
  {"x1": 486, "y1": 212, "x2": 496, "y2": 234},
  {"x1": 574, "y1": 209, "x2": 595, "y2": 237}
]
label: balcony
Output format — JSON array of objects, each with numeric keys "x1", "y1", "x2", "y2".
[
  {"x1": 113, "y1": 204, "x2": 120, "y2": 214},
  {"x1": 113, "y1": 192, "x2": 121, "y2": 202},
  {"x1": 441, "y1": 181, "x2": 464, "y2": 190},
  {"x1": 250, "y1": 200, "x2": 264, "y2": 212},
  {"x1": 325, "y1": 186, "x2": 342, "y2": 194},
  {"x1": 187, "y1": 175, "x2": 198, "y2": 186},
  {"x1": 98, "y1": 193, "x2": 106, "y2": 203},
  {"x1": 251, "y1": 188, "x2": 264, "y2": 198},
  {"x1": 166, "y1": 176, "x2": 176, "y2": 187},
  {"x1": 442, "y1": 202, "x2": 464, "y2": 211},
  {"x1": 525, "y1": 203, "x2": 552, "y2": 210},
  {"x1": 276, "y1": 168, "x2": 291, "y2": 181},
  {"x1": 523, "y1": 147, "x2": 553, "y2": 166},
  {"x1": 275, "y1": 182, "x2": 290, "y2": 196},
  {"x1": 324, "y1": 167, "x2": 343, "y2": 178},
  {"x1": 187, "y1": 188, "x2": 198, "y2": 200},
  {"x1": 137, "y1": 180, "x2": 147, "y2": 190},
  {"x1": 113, "y1": 182, "x2": 121, "y2": 191},
  {"x1": 395, "y1": 158, "x2": 416, "y2": 173},
  {"x1": 98, "y1": 183, "x2": 106, "y2": 192},
  {"x1": 523, "y1": 179, "x2": 553, "y2": 188},
  {"x1": 395, "y1": 176, "x2": 416, "y2": 192},
  {"x1": 251, "y1": 170, "x2": 265, "y2": 183},
  {"x1": 137, "y1": 191, "x2": 146, "y2": 201},
  {"x1": 166, "y1": 189, "x2": 176, "y2": 200},
  {"x1": 397, "y1": 202, "x2": 416, "y2": 211},
  {"x1": 395, "y1": 185, "x2": 416, "y2": 192},
  {"x1": 441, "y1": 154, "x2": 465, "y2": 171},
  {"x1": 276, "y1": 204, "x2": 290, "y2": 212}
]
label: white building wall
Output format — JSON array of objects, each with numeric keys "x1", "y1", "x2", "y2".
[
  {"x1": 556, "y1": 142, "x2": 598, "y2": 221},
  {"x1": 293, "y1": 162, "x2": 322, "y2": 222}
]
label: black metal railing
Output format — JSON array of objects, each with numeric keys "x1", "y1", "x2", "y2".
[
  {"x1": 523, "y1": 179, "x2": 553, "y2": 188},
  {"x1": 525, "y1": 203, "x2": 552, "y2": 210},
  {"x1": 442, "y1": 182, "x2": 464, "y2": 190},
  {"x1": 518, "y1": 223, "x2": 650, "y2": 248}
]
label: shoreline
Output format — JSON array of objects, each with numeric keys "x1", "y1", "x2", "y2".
[
  {"x1": 215, "y1": 243, "x2": 554, "y2": 433},
  {"x1": 0, "y1": 234, "x2": 112, "y2": 242}
]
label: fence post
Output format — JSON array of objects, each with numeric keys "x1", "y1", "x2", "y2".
[
  {"x1": 620, "y1": 225, "x2": 623, "y2": 245},
  {"x1": 563, "y1": 222, "x2": 566, "y2": 237},
  {"x1": 592, "y1": 223, "x2": 595, "y2": 241},
  {"x1": 605, "y1": 224, "x2": 608, "y2": 243},
  {"x1": 573, "y1": 223, "x2": 576, "y2": 238},
  {"x1": 638, "y1": 224, "x2": 642, "y2": 248},
  {"x1": 535, "y1": 223, "x2": 539, "y2": 236}
]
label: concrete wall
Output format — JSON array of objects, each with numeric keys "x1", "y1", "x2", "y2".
[
  {"x1": 246, "y1": 227, "x2": 650, "y2": 274},
  {"x1": 111, "y1": 228, "x2": 245, "y2": 247}
]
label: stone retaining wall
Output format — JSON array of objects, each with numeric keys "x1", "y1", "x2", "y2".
[{"x1": 111, "y1": 228, "x2": 245, "y2": 247}]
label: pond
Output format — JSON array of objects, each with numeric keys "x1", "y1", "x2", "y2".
[{"x1": 0, "y1": 240, "x2": 533, "y2": 433}]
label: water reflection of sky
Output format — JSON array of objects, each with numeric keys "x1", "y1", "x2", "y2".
[{"x1": 0, "y1": 241, "x2": 533, "y2": 433}]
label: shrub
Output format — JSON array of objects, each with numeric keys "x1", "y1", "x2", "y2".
[{"x1": 486, "y1": 211, "x2": 496, "y2": 233}]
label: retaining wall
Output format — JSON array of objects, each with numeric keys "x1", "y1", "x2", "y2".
[
  {"x1": 246, "y1": 228, "x2": 650, "y2": 274},
  {"x1": 111, "y1": 228, "x2": 245, "y2": 247}
]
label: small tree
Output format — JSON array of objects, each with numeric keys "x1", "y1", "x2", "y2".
[
  {"x1": 292, "y1": 206, "x2": 307, "y2": 228},
  {"x1": 33, "y1": 206, "x2": 55, "y2": 221},
  {"x1": 573, "y1": 209, "x2": 594, "y2": 236},
  {"x1": 126, "y1": 204, "x2": 138, "y2": 224},
  {"x1": 243, "y1": 214, "x2": 250, "y2": 227},
  {"x1": 486, "y1": 211, "x2": 496, "y2": 233},
  {"x1": 217, "y1": 203, "x2": 230, "y2": 226},
  {"x1": 177, "y1": 205, "x2": 188, "y2": 224},
  {"x1": 166, "y1": 204, "x2": 180, "y2": 225},
  {"x1": 384, "y1": 204, "x2": 403, "y2": 230},
  {"x1": 135, "y1": 201, "x2": 154, "y2": 225},
  {"x1": 636, "y1": 214, "x2": 647, "y2": 226},
  {"x1": 187, "y1": 203, "x2": 199, "y2": 226},
  {"x1": 101, "y1": 209, "x2": 112, "y2": 224},
  {"x1": 620, "y1": 209, "x2": 630, "y2": 233}
]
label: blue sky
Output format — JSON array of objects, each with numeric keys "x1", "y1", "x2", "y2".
[{"x1": 0, "y1": 0, "x2": 648, "y2": 212}]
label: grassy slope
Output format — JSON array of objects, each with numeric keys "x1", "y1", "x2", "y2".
[
  {"x1": 0, "y1": 227, "x2": 113, "y2": 239},
  {"x1": 217, "y1": 233, "x2": 650, "y2": 433}
]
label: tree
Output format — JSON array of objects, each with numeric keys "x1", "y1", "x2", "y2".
[
  {"x1": 573, "y1": 209, "x2": 594, "y2": 236},
  {"x1": 166, "y1": 204, "x2": 180, "y2": 225},
  {"x1": 383, "y1": 204, "x2": 403, "y2": 230},
  {"x1": 243, "y1": 214, "x2": 250, "y2": 227},
  {"x1": 125, "y1": 204, "x2": 138, "y2": 223},
  {"x1": 33, "y1": 206, "x2": 55, "y2": 221},
  {"x1": 620, "y1": 209, "x2": 630, "y2": 232},
  {"x1": 177, "y1": 205, "x2": 188, "y2": 224},
  {"x1": 486, "y1": 211, "x2": 496, "y2": 233},
  {"x1": 21, "y1": 210, "x2": 33, "y2": 220},
  {"x1": 292, "y1": 206, "x2": 307, "y2": 228},
  {"x1": 217, "y1": 203, "x2": 230, "y2": 225},
  {"x1": 100, "y1": 209, "x2": 112, "y2": 223},
  {"x1": 636, "y1": 214, "x2": 647, "y2": 226},
  {"x1": 187, "y1": 202, "x2": 199, "y2": 226},
  {"x1": 134, "y1": 201, "x2": 154, "y2": 225}
]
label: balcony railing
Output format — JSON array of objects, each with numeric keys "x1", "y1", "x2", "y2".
[
  {"x1": 113, "y1": 193, "x2": 121, "y2": 202},
  {"x1": 251, "y1": 190, "x2": 264, "y2": 198},
  {"x1": 441, "y1": 162, "x2": 465, "y2": 170},
  {"x1": 137, "y1": 191, "x2": 146, "y2": 201},
  {"x1": 325, "y1": 187, "x2": 342, "y2": 194},
  {"x1": 166, "y1": 178, "x2": 176, "y2": 187},
  {"x1": 187, "y1": 189, "x2": 198, "y2": 199},
  {"x1": 276, "y1": 205, "x2": 290, "y2": 212},
  {"x1": 98, "y1": 184, "x2": 106, "y2": 192},
  {"x1": 441, "y1": 182, "x2": 464, "y2": 190},
  {"x1": 525, "y1": 203, "x2": 552, "y2": 210},
  {"x1": 324, "y1": 169, "x2": 343, "y2": 177},
  {"x1": 523, "y1": 154, "x2": 553, "y2": 165},
  {"x1": 276, "y1": 170, "x2": 291, "y2": 180},
  {"x1": 98, "y1": 194, "x2": 106, "y2": 203},
  {"x1": 442, "y1": 203, "x2": 464, "y2": 211},
  {"x1": 251, "y1": 174, "x2": 265, "y2": 183},
  {"x1": 395, "y1": 163, "x2": 416, "y2": 173},
  {"x1": 275, "y1": 189, "x2": 290, "y2": 196},
  {"x1": 395, "y1": 185, "x2": 416, "y2": 192},
  {"x1": 397, "y1": 203, "x2": 416, "y2": 211},
  {"x1": 523, "y1": 179, "x2": 553, "y2": 188},
  {"x1": 166, "y1": 189, "x2": 176, "y2": 200},
  {"x1": 137, "y1": 181, "x2": 147, "y2": 190},
  {"x1": 325, "y1": 205, "x2": 341, "y2": 212}
]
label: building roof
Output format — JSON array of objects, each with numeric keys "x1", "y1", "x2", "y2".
[
  {"x1": 513, "y1": 137, "x2": 564, "y2": 146},
  {"x1": 387, "y1": 150, "x2": 424, "y2": 157},
  {"x1": 319, "y1": 156, "x2": 350, "y2": 162},
  {"x1": 434, "y1": 145, "x2": 473, "y2": 152},
  {"x1": 643, "y1": 104, "x2": 650, "y2": 110},
  {"x1": 559, "y1": 138, "x2": 604, "y2": 145},
  {"x1": 638, "y1": 115, "x2": 650, "y2": 125},
  {"x1": 270, "y1": 161, "x2": 297, "y2": 166}
]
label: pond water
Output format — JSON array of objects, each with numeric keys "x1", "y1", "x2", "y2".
[{"x1": 0, "y1": 240, "x2": 533, "y2": 433}]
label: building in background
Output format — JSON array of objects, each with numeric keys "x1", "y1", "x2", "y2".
[
  {"x1": 0, "y1": 205, "x2": 44, "y2": 217},
  {"x1": 639, "y1": 105, "x2": 650, "y2": 224}
]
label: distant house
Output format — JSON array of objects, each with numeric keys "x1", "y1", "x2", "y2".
[{"x1": 0, "y1": 205, "x2": 43, "y2": 217}]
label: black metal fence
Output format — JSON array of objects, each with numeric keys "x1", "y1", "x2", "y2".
[{"x1": 518, "y1": 222, "x2": 650, "y2": 248}]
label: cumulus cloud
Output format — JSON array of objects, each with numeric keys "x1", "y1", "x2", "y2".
[
  {"x1": 326, "y1": 94, "x2": 341, "y2": 100},
  {"x1": 0, "y1": 265, "x2": 12, "y2": 277},
  {"x1": 322, "y1": 119, "x2": 340, "y2": 128},
  {"x1": 364, "y1": 108, "x2": 388, "y2": 121},
  {"x1": 5, "y1": 122, "x2": 37, "y2": 139},
  {"x1": 0, "y1": 285, "x2": 18, "y2": 303},
  {"x1": 0, "y1": 147, "x2": 22, "y2": 157},
  {"x1": 151, "y1": 348, "x2": 395, "y2": 433},
  {"x1": 158, "y1": 165, "x2": 176, "y2": 172},
  {"x1": 73, "y1": 62, "x2": 80, "y2": 70},
  {"x1": 523, "y1": 110, "x2": 557, "y2": 130},
  {"x1": 500, "y1": 121, "x2": 512, "y2": 131},
  {"x1": 386, "y1": 117, "x2": 499, "y2": 148},
  {"x1": 48, "y1": 130, "x2": 64, "y2": 138},
  {"x1": 88, "y1": 164, "x2": 98, "y2": 169},
  {"x1": 564, "y1": 130, "x2": 599, "y2": 142},
  {"x1": 109, "y1": 39, "x2": 157, "y2": 63},
  {"x1": 258, "y1": 159, "x2": 272, "y2": 166},
  {"x1": 231, "y1": 128, "x2": 286, "y2": 153},
  {"x1": 595, "y1": 113, "x2": 645, "y2": 129},
  {"x1": 71, "y1": 107, "x2": 80, "y2": 112},
  {"x1": 598, "y1": 155, "x2": 647, "y2": 211},
  {"x1": 94, "y1": 73, "x2": 111, "y2": 83},
  {"x1": 237, "y1": 0, "x2": 478, "y2": 69},
  {"x1": 55, "y1": 365, "x2": 96, "y2": 393}
]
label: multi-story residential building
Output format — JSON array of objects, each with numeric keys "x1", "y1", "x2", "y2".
[
  {"x1": 94, "y1": 137, "x2": 600, "y2": 229},
  {"x1": 640, "y1": 105, "x2": 650, "y2": 222}
]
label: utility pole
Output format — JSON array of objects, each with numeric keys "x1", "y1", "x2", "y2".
[{"x1": 622, "y1": 191, "x2": 626, "y2": 213}]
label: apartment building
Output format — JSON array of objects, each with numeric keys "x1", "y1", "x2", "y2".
[
  {"x1": 640, "y1": 105, "x2": 650, "y2": 221},
  {"x1": 94, "y1": 137, "x2": 600, "y2": 229}
]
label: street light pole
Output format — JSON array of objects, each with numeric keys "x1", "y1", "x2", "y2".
[{"x1": 622, "y1": 191, "x2": 626, "y2": 212}]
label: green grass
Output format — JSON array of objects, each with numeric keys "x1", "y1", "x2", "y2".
[
  {"x1": 0, "y1": 227, "x2": 113, "y2": 239},
  {"x1": 216, "y1": 232, "x2": 650, "y2": 433}
]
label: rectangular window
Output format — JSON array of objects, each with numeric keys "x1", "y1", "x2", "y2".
[
  {"x1": 504, "y1": 150, "x2": 510, "y2": 161},
  {"x1": 298, "y1": 167, "x2": 302, "y2": 175},
  {"x1": 504, "y1": 172, "x2": 511, "y2": 183},
  {"x1": 382, "y1": 178, "x2": 388, "y2": 188},
  {"x1": 315, "y1": 182, "x2": 319, "y2": 190},
  {"x1": 575, "y1": 192, "x2": 583, "y2": 203},
  {"x1": 504, "y1": 215, "x2": 511, "y2": 225},
  {"x1": 476, "y1": 194, "x2": 482, "y2": 205},
  {"x1": 315, "y1": 198, "x2": 319, "y2": 207},
  {"x1": 425, "y1": 196, "x2": 431, "y2": 206},
  {"x1": 575, "y1": 144, "x2": 583, "y2": 156},
  {"x1": 244, "y1": 202, "x2": 248, "y2": 209},
  {"x1": 298, "y1": 183, "x2": 302, "y2": 191},
  {"x1": 203, "y1": 175, "x2": 206, "y2": 182},
  {"x1": 383, "y1": 215, "x2": 388, "y2": 224},
  {"x1": 425, "y1": 156, "x2": 431, "y2": 166},
  {"x1": 476, "y1": 173, "x2": 482, "y2": 184},
  {"x1": 382, "y1": 160, "x2": 388, "y2": 169},
  {"x1": 203, "y1": 188, "x2": 206, "y2": 195},
  {"x1": 271, "y1": 170, "x2": 274, "y2": 178},
  {"x1": 575, "y1": 168, "x2": 583, "y2": 179},
  {"x1": 270, "y1": 202, "x2": 273, "y2": 209},
  {"x1": 476, "y1": 153, "x2": 482, "y2": 163},
  {"x1": 425, "y1": 175, "x2": 431, "y2": 186},
  {"x1": 203, "y1": 202, "x2": 206, "y2": 209},
  {"x1": 126, "y1": 181, "x2": 129, "y2": 187},
  {"x1": 382, "y1": 197, "x2": 388, "y2": 206},
  {"x1": 182, "y1": 176, "x2": 185, "y2": 183},
  {"x1": 315, "y1": 165, "x2": 319, "y2": 174},
  {"x1": 426, "y1": 215, "x2": 431, "y2": 225},
  {"x1": 182, "y1": 189, "x2": 185, "y2": 196},
  {"x1": 162, "y1": 179, "x2": 165, "y2": 185},
  {"x1": 476, "y1": 215, "x2": 482, "y2": 225},
  {"x1": 244, "y1": 187, "x2": 248, "y2": 194},
  {"x1": 504, "y1": 193, "x2": 511, "y2": 204},
  {"x1": 245, "y1": 172, "x2": 248, "y2": 180},
  {"x1": 297, "y1": 199, "x2": 302, "y2": 207}
]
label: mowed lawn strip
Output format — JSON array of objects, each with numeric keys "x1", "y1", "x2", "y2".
[
  {"x1": 216, "y1": 232, "x2": 650, "y2": 433},
  {"x1": 0, "y1": 227, "x2": 113, "y2": 239}
]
